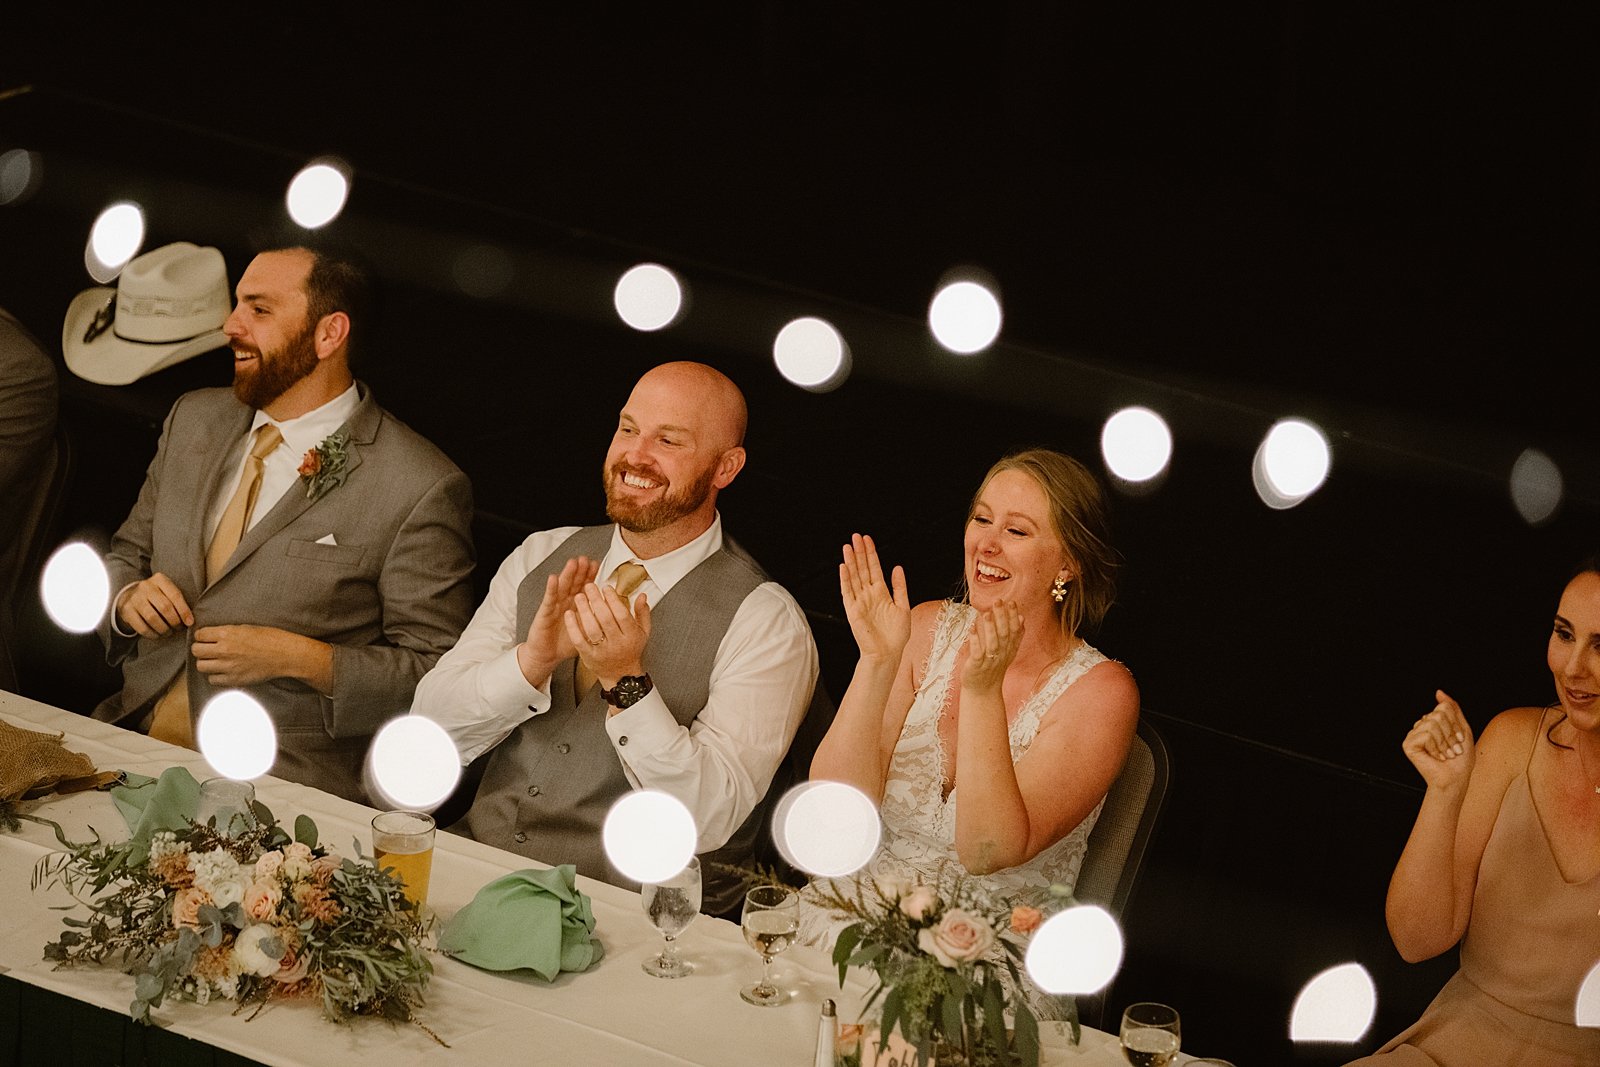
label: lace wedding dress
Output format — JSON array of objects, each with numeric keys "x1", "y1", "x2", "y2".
[{"x1": 799, "y1": 600, "x2": 1111, "y2": 951}]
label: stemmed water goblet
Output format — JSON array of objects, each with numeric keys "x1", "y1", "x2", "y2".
[
  {"x1": 739, "y1": 884, "x2": 799, "y2": 1006},
  {"x1": 1120, "y1": 1002, "x2": 1181, "y2": 1066},
  {"x1": 641, "y1": 856, "x2": 701, "y2": 978}
]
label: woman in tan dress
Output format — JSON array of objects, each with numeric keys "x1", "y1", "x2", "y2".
[{"x1": 1347, "y1": 556, "x2": 1600, "y2": 1066}]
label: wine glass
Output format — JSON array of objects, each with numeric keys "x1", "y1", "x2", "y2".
[
  {"x1": 739, "y1": 884, "x2": 799, "y2": 1006},
  {"x1": 641, "y1": 856, "x2": 701, "y2": 978},
  {"x1": 1120, "y1": 1002, "x2": 1181, "y2": 1066}
]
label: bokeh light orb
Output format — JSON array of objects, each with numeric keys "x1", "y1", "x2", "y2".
[
  {"x1": 40, "y1": 542, "x2": 111, "y2": 634},
  {"x1": 928, "y1": 280, "x2": 1002, "y2": 354},
  {"x1": 87, "y1": 202, "x2": 145, "y2": 277},
  {"x1": 368, "y1": 716, "x2": 462, "y2": 810},
  {"x1": 614, "y1": 263, "x2": 684, "y2": 332},
  {"x1": 1289, "y1": 962, "x2": 1376, "y2": 1043},
  {"x1": 773, "y1": 316, "x2": 850, "y2": 392},
  {"x1": 0, "y1": 148, "x2": 41, "y2": 206},
  {"x1": 1025, "y1": 905, "x2": 1124, "y2": 995},
  {"x1": 197, "y1": 692, "x2": 277, "y2": 781},
  {"x1": 602, "y1": 790, "x2": 697, "y2": 884},
  {"x1": 1254, "y1": 418, "x2": 1331, "y2": 508},
  {"x1": 1101, "y1": 407, "x2": 1173, "y2": 483},
  {"x1": 1509, "y1": 447, "x2": 1563, "y2": 527},
  {"x1": 286, "y1": 162, "x2": 350, "y2": 229},
  {"x1": 1575, "y1": 960, "x2": 1600, "y2": 1026},
  {"x1": 772, "y1": 781, "x2": 880, "y2": 877}
]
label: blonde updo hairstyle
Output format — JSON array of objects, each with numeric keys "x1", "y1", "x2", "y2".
[{"x1": 967, "y1": 448, "x2": 1119, "y2": 637}]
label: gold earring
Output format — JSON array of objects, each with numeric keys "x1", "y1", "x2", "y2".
[{"x1": 1050, "y1": 576, "x2": 1069, "y2": 603}]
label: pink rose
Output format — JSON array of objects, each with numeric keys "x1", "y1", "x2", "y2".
[
  {"x1": 172, "y1": 886, "x2": 214, "y2": 930},
  {"x1": 243, "y1": 880, "x2": 282, "y2": 921},
  {"x1": 1009, "y1": 906, "x2": 1043, "y2": 935},
  {"x1": 899, "y1": 886, "x2": 938, "y2": 923},
  {"x1": 311, "y1": 854, "x2": 342, "y2": 883},
  {"x1": 917, "y1": 907, "x2": 997, "y2": 967},
  {"x1": 298, "y1": 450, "x2": 321, "y2": 479},
  {"x1": 273, "y1": 944, "x2": 310, "y2": 984}
]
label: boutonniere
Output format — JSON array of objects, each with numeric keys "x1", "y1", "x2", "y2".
[{"x1": 297, "y1": 430, "x2": 350, "y2": 501}]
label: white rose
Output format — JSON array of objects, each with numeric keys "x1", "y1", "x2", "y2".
[
  {"x1": 874, "y1": 874, "x2": 913, "y2": 903},
  {"x1": 208, "y1": 876, "x2": 247, "y2": 910},
  {"x1": 254, "y1": 850, "x2": 284, "y2": 881},
  {"x1": 899, "y1": 886, "x2": 939, "y2": 923},
  {"x1": 232, "y1": 925, "x2": 285, "y2": 978}
]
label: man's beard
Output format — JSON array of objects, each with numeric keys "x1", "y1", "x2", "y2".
[
  {"x1": 604, "y1": 460, "x2": 718, "y2": 534},
  {"x1": 232, "y1": 320, "x2": 319, "y2": 410}
]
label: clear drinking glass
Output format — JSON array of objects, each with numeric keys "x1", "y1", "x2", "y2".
[
  {"x1": 194, "y1": 777, "x2": 256, "y2": 834},
  {"x1": 371, "y1": 810, "x2": 436, "y2": 911},
  {"x1": 1120, "y1": 1002, "x2": 1181, "y2": 1066},
  {"x1": 641, "y1": 856, "x2": 701, "y2": 978},
  {"x1": 739, "y1": 884, "x2": 799, "y2": 1006}
]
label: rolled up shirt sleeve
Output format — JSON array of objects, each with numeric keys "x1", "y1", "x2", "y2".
[{"x1": 604, "y1": 581, "x2": 817, "y2": 853}]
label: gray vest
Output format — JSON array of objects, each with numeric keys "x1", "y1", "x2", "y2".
[{"x1": 462, "y1": 525, "x2": 775, "y2": 915}]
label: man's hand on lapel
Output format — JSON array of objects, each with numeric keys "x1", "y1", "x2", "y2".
[
  {"x1": 116, "y1": 573, "x2": 194, "y2": 637},
  {"x1": 192, "y1": 625, "x2": 334, "y2": 693}
]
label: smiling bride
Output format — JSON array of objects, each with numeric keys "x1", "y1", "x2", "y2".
[{"x1": 803, "y1": 449, "x2": 1140, "y2": 967}]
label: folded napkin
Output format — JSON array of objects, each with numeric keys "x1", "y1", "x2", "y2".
[
  {"x1": 111, "y1": 766, "x2": 200, "y2": 860},
  {"x1": 438, "y1": 865, "x2": 605, "y2": 980}
]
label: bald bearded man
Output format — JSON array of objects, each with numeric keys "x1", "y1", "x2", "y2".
[{"x1": 414, "y1": 362, "x2": 819, "y2": 915}]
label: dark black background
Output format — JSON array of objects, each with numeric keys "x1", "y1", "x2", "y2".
[{"x1": 2, "y1": 5, "x2": 1596, "y2": 1061}]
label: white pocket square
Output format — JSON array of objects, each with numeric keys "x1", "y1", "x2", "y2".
[{"x1": 315, "y1": 534, "x2": 338, "y2": 546}]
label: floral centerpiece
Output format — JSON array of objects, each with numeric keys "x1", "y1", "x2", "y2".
[
  {"x1": 811, "y1": 868, "x2": 1070, "y2": 1067},
  {"x1": 32, "y1": 802, "x2": 440, "y2": 1041}
]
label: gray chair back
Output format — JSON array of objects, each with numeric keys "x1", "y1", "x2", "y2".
[{"x1": 1070, "y1": 715, "x2": 1171, "y2": 1029}]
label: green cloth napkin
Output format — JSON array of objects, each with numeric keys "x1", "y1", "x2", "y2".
[
  {"x1": 438, "y1": 865, "x2": 605, "y2": 980},
  {"x1": 110, "y1": 766, "x2": 200, "y2": 861}
]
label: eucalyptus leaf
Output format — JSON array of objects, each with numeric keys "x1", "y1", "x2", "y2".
[{"x1": 294, "y1": 814, "x2": 319, "y2": 848}]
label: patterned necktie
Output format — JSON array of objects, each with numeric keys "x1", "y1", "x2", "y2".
[
  {"x1": 147, "y1": 423, "x2": 284, "y2": 748},
  {"x1": 575, "y1": 561, "x2": 650, "y2": 695}
]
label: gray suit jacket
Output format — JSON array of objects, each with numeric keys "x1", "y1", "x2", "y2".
[{"x1": 94, "y1": 384, "x2": 475, "y2": 801}]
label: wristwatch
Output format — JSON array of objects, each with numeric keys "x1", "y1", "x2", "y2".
[{"x1": 600, "y1": 673, "x2": 654, "y2": 710}]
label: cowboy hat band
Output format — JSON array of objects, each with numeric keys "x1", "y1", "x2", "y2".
[{"x1": 63, "y1": 242, "x2": 231, "y2": 386}]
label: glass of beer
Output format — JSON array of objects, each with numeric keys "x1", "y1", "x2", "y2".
[{"x1": 371, "y1": 810, "x2": 435, "y2": 911}]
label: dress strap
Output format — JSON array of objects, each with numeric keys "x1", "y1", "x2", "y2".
[{"x1": 1527, "y1": 704, "x2": 1556, "y2": 773}]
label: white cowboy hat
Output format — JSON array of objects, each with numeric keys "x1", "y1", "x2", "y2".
[{"x1": 62, "y1": 242, "x2": 231, "y2": 385}]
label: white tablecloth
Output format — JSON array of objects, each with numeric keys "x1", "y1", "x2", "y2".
[{"x1": 0, "y1": 689, "x2": 1201, "y2": 1066}]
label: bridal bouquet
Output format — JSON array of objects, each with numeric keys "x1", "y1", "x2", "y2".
[
  {"x1": 33, "y1": 804, "x2": 438, "y2": 1038},
  {"x1": 812, "y1": 868, "x2": 1062, "y2": 1067}
]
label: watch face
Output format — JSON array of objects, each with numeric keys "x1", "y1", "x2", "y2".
[{"x1": 605, "y1": 674, "x2": 652, "y2": 708}]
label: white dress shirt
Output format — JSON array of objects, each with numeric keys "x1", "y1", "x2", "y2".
[
  {"x1": 414, "y1": 516, "x2": 818, "y2": 853},
  {"x1": 204, "y1": 383, "x2": 361, "y2": 542}
]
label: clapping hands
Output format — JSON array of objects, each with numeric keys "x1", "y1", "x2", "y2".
[
  {"x1": 839, "y1": 534, "x2": 911, "y2": 662},
  {"x1": 517, "y1": 555, "x2": 600, "y2": 687},
  {"x1": 961, "y1": 600, "x2": 1023, "y2": 691}
]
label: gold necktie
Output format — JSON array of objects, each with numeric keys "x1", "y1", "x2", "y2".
[
  {"x1": 575, "y1": 561, "x2": 650, "y2": 695},
  {"x1": 206, "y1": 423, "x2": 285, "y2": 585},
  {"x1": 148, "y1": 423, "x2": 284, "y2": 748}
]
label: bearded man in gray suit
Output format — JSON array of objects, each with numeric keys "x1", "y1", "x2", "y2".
[
  {"x1": 415, "y1": 362, "x2": 819, "y2": 915},
  {"x1": 94, "y1": 245, "x2": 475, "y2": 802}
]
